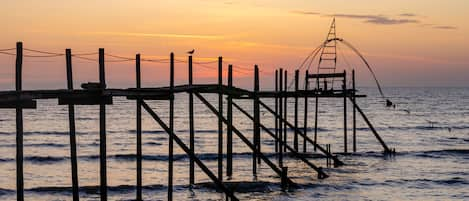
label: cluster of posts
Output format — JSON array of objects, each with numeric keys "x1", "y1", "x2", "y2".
[{"x1": 0, "y1": 42, "x2": 392, "y2": 201}]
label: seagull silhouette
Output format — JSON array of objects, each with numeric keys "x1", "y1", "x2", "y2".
[{"x1": 187, "y1": 49, "x2": 195, "y2": 54}]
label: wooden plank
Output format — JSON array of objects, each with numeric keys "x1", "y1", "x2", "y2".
[
  {"x1": 307, "y1": 72, "x2": 345, "y2": 79},
  {"x1": 0, "y1": 99, "x2": 36, "y2": 109},
  {"x1": 58, "y1": 95, "x2": 112, "y2": 105}
]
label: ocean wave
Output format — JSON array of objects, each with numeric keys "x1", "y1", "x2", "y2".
[
  {"x1": 385, "y1": 177, "x2": 469, "y2": 186},
  {"x1": 25, "y1": 156, "x2": 67, "y2": 164},
  {"x1": 0, "y1": 143, "x2": 67, "y2": 148},
  {"x1": 0, "y1": 188, "x2": 14, "y2": 196},
  {"x1": 350, "y1": 149, "x2": 469, "y2": 159},
  {"x1": 25, "y1": 184, "x2": 165, "y2": 195},
  {"x1": 416, "y1": 149, "x2": 469, "y2": 159},
  {"x1": 127, "y1": 129, "x2": 166, "y2": 134},
  {"x1": 0, "y1": 152, "x2": 277, "y2": 164}
]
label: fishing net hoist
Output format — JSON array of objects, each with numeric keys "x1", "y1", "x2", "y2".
[{"x1": 296, "y1": 18, "x2": 396, "y2": 155}]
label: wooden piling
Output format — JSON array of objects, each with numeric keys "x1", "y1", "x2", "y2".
[
  {"x1": 227, "y1": 64, "x2": 233, "y2": 178},
  {"x1": 283, "y1": 71, "x2": 288, "y2": 152},
  {"x1": 294, "y1": 70, "x2": 299, "y2": 151},
  {"x1": 135, "y1": 54, "x2": 142, "y2": 201},
  {"x1": 252, "y1": 65, "x2": 257, "y2": 176},
  {"x1": 189, "y1": 55, "x2": 195, "y2": 185},
  {"x1": 314, "y1": 77, "x2": 319, "y2": 152},
  {"x1": 254, "y1": 65, "x2": 261, "y2": 166},
  {"x1": 274, "y1": 70, "x2": 279, "y2": 153},
  {"x1": 98, "y1": 48, "x2": 107, "y2": 201},
  {"x1": 218, "y1": 56, "x2": 223, "y2": 181},
  {"x1": 281, "y1": 167, "x2": 288, "y2": 191},
  {"x1": 352, "y1": 69, "x2": 357, "y2": 152},
  {"x1": 303, "y1": 70, "x2": 309, "y2": 153},
  {"x1": 66, "y1": 49, "x2": 80, "y2": 201},
  {"x1": 15, "y1": 41, "x2": 24, "y2": 201},
  {"x1": 343, "y1": 70, "x2": 347, "y2": 153},
  {"x1": 168, "y1": 52, "x2": 175, "y2": 200},
  {"x1": 278, "y1": 68, "x2": 283, "y2": 168}
]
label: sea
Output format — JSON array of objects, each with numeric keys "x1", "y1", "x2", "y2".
[{"x1": 0, "y1": 87, "x2": 468, "y2": 200}]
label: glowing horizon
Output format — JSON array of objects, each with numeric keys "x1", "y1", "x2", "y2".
[{"x1": 1, "y1": 0, "x2": 468, "y2": 89}]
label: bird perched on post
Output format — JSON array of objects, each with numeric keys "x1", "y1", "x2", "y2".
[{"x1": 187, "y1": 49, "x2": 195, "y2": 55}]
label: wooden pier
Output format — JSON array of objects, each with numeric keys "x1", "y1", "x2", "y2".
[{"x1": 0, "y1": 42, "x2": 393, "y2": 201}]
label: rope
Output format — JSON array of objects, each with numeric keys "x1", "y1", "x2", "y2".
[
  {"x1": 286, "y1": 44, "x2": 323, "y2": 90},
  {"x1": 193, "y1": 60, "x2": 219, "y2": 65},
  {"x1": 73, "y1": 52, "x2": 98, "y2": 56},
  {"x1": 141, "y1": 58, "x2": 170, "y2": 63},
  {"x1": 339, "y1": 39, "x2": 385, "y2": 99},
  {"x1": 0, "y1": 52, "x2": 16, "y2": 56},
  {"x1": 0, "y1": 48, "x2": 15, "y2": 51},
  {"x1": 23, "y1": 48, "x2": 64, "y2": 56},
  {"x1": 72, "y1": 55, "x2": 97, "y2": 62},
  {"x1": 105, "y1": 53, "x2": 135, "y2": 60},
  {"x1": 23, "y1": 54, "x2": 64, "y2": 58},
  {"x1": 337, "y1": 44, "x2": 354, "y2": 86}
]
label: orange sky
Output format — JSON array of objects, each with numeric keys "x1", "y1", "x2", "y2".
[{"x1": 1, "y1": 0, "x2": 468, "y2": 89}]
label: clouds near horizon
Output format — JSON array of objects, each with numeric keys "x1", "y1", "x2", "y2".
[{"x1": 291, "y1": 10, "x2": 457, "y2": 29}]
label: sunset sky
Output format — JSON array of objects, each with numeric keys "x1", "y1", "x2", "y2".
[{"x1": 1, "y1": 0, "x2": 468, "y2": 89}]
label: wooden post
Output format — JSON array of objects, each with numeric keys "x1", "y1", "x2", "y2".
[
  {"x1": 343, "y1": 70, "x2": 347, "y2": 153},
  {"x1": 352, "y1": 69, "x2": 357, "y2": 153},
  {"x1": 314, "y1": 76, "x2": 319, "y2": 152},
  {"x1": 66, "y1": 49, "x2": 80, "y2": 201},
  {"x1": 278, "y1": 68, "x2": 283, "y2": 168},
  {"x1": 326, "y1": 144, "x2": 330, "y2": 167},
  {"x1": 283, "y1": 71, "x2": 288, "y2": 152},
  {"x1": 281, "y1": 167, "x2": 288, "y2": 191},
  {"x1": 274, "y1": 70, "x2": 279, "y2": 153},
  {"x1": 98, "y1": 48, "x2": 107, "y2": 201},
  {"x1": 15, "y1": 41, "x2": 24, "y2": 201},
  {"x1": 168, "y1": 52, "x2": 174, "y2": 200},
  {"x1": 254, "y1": 65, "x2": 261, "y2": 166},
  {"x1": 218, "y1": 56, "x2": 223, "y2": 181},
  {"x1": 227, "y1": 64, "x2": 233, "y2": 178},
  {"x1": 135, "y1": 54, "x2": 142, "y2": 201},
  {"x1": 303, "y1": 70, "x2": 309, "y2": 153},
  {"x1": 294, "y1": 70, "x2": 299, "y2": 151},
  {"x1": 188, "y1": 55, "x2": 195, "y2": 185}
]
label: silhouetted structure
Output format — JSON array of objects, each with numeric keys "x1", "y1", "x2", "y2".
[{"x1": 0, "y1": 42, "x2": 394, "y2": 201}]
